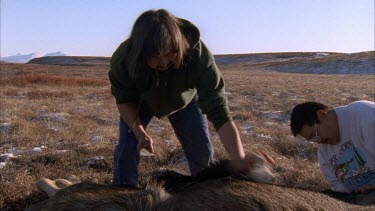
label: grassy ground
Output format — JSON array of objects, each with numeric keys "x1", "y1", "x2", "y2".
[{"x1": 0, "y1": 61, "x2": 374, "y2": 210}]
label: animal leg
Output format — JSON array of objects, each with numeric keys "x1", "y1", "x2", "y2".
[
  {"x1": 54, "y1": 179, "x2": 73, "y2": 188},
  {"x1": 36, "y1": 178, "x2": 62, "y2": 197}
]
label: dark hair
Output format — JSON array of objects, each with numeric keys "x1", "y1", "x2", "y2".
[
  {"x1": 126, "y1": 9, "x2": 189, "y2": 80},
  {"x1": 290, "y1": 102, "x2": 329, "y2": 136}
]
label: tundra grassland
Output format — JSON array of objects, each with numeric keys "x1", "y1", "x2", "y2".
[{"x1": 0, "y1": 61, "x2": 374, "y2": 210}]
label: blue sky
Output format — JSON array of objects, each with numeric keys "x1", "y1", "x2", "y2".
[{"x1": 1, "y1": 0, "x2": 374, "y2": 56}]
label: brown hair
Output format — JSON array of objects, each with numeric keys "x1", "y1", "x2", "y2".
[{"x1": 126, "y1": 9, "x2": 189, "y2": 80}]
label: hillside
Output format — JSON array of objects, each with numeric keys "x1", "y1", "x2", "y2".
[
  {"x1": 251, "y1": 51, "x2": 374, "y2": 75},
  {"x1": 28, "y1": 56, "x2": 110, "y2": 66},
  {"x1": 27, "y1": 51, "x2": 375, "y2": 75},
  {"x1": 1, "y1": 56, "x2": 374, "y2": 210}
]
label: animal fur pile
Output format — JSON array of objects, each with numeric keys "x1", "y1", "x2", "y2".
[{"x1": 27, "y1": 152, "x2": 374, "y2": 211}]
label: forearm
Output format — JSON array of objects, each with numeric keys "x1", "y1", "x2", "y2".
[
  {"x1": 217, "y1": 121, "x2": 246, "y2": 160},
  {"x1": 117, "y1": 103, "x2": 146, "y2": 140}
]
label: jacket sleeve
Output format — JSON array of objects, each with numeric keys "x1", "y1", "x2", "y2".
[
  {"x1": 108, "y1": 43, "x2": 140, "y2": 104},
  {"x1": 192, "y1": 41, "x2": 232, "y2": 130}
]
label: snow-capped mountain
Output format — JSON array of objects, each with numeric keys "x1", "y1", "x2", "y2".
[
  {"x1": 44, "y1": 51, "x2": 66, "y2": 57},
  {"x1": 0, "y1": 51, "x2": 66, "y2": 63}
]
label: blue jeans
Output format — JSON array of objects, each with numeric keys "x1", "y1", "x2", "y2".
[{"x1": 113, "y1": 97, "x2": 214, "y2": 187}]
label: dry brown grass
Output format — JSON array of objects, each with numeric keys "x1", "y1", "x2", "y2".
[
  {"x1": 0, "y1": 60, "x2": 374, "y2": 210},
  {"x1": 0, "y1": 73, "x2": 108, "y2": 87}
]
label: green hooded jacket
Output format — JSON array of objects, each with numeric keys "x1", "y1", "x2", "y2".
[{"x1": 108, "y1": 19, "x2": 231, "y2": 130}]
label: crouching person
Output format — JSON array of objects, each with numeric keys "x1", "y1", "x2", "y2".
[
  {"x1": 108, "y1": 9, "x2": 273, "y2": 188},
  {"x1": 290, "y1": 100, "x2": 375, "y2": 204}
]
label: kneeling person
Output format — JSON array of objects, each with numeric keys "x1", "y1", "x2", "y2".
[{"x1": 290, "y1": 100, "x2": 374, "y2": 193}]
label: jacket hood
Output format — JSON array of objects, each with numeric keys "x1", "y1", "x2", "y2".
[{"x1": 179, "y1": 18, "x2": 200, "y2": 49}]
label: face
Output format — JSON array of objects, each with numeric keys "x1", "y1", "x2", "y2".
[
  {"x1": 297, "y1": 111, "x2": 340, "y2": 145},
  {"x1": 146, "y1": 48, "x2": 177, "y2": 72}
]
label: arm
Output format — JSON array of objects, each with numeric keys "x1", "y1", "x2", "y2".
[
  {"x1": 117, "y1": 103, "x2": 154, "y2": 153},
  {"x1": 192, "y1": 42, "x2": 273, "y2": 169},
  {"x1": 109, "y1": 41, "x2": 154, "y2": 152},
  {"x1": 217, "y1": 121, "x2": 245, "y2": 160},
  {"x1": 117, "y1": 103, "x2": 144, "y2": 140},
  {"x1": 218, "y1": 121, "x2": 275, "y2": 172}
]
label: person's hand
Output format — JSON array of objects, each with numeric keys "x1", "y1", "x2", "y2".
[
  {"x1": 136, "y1": 133, "x2": 154, "y2": 153},
  {"x1": 231, "y1": 151, "x2": 276, "y2": 174},
  {"x1": 229, "y1": 151, "x2": 276, "y2": 184},
  {"x1": 254, "y1": 151, "x2": 276, "y2": 166}
]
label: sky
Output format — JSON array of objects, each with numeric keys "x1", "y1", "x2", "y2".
[{"x1": 1, "y1": 0, "x2": 374, "y2": 57}]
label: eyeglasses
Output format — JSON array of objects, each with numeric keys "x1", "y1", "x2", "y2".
[
  {"x1": 296, "y1": 121, "x2": 321, "y2": 143},
  {"x1": 310, "y1": 122, "x2": 321, "y2": 142}
]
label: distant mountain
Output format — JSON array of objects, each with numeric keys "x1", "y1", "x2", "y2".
[
  {"x1": 44, "y1": 51, "x2": 66, "y2": 57},
  {"x1": 28, "y1": 56, "x2": 110, "y2": 66},
  {"x1": 0, "y1": 52, "x2": 66, "y2": 63}
]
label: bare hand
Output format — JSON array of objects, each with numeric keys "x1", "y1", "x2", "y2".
[
  {"x1": 231, "y1": 151, "x2": 276, "y2": 173},
  {"x1": 229, "y1": 151, "x2": 276, "y2": 184},
  {"x1": 136, "y1": 133, "x2": 154, "y2": 153},
  {"x1": 254, "y1": 151, "x2": 276, "y2": 166}
]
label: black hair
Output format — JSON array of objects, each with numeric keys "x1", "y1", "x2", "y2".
[{"x1": 290, "y1": 102, "x2": 329, "y2": 136}]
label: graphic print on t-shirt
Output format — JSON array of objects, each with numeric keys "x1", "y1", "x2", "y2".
[{"x1": 332, "y1": 140, "x2": 375, "y2": 191}]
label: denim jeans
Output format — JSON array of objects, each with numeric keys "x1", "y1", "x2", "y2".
[{"x1": 113, "y1": 97, "x2": 214, "y2": 187}]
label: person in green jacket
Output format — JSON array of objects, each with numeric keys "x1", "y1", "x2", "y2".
[{"x1": 109, "y1": 9, "x2": 270, "y2": 187}]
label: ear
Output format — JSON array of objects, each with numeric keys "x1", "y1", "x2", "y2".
[{"x1": 316, "y1": 110, "x2": 328, "y2": 123}]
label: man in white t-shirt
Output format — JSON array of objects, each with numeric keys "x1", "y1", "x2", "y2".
[{"x1": 290, "y1": 100, "x2": 374, "y2": 194}]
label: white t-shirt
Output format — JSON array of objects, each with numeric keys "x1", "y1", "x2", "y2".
[{"x1": 318, "y1": 100, "x2": 375, "y2": 193}]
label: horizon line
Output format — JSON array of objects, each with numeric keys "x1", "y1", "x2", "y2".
[{"x1": 1, "y1": 50, "x2": 375, "y2": 58}]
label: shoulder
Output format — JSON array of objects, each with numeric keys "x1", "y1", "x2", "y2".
[
  {"x1": 334, "y1": 100, "x2": 374, "y2": 121},
  {"x1": 336, "y1": 101, "x2": 374, "y2": 112},
  {"x1": 348, "y1": 100, "x2": 374, "y2": 109},
  {"x1": 110, "y1": 39, "x2": 131, "y2": 66},
  {"x1": 109, "y1": 40, "x2": 133, "y2": 84}
]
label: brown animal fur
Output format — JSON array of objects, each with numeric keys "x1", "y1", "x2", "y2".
[
  {"x1": 27, "y1": 159, "x2": 374, "y2": 211},
  {"x1": 27, "y1": 179, "x2": 374, "y2": 211}
]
